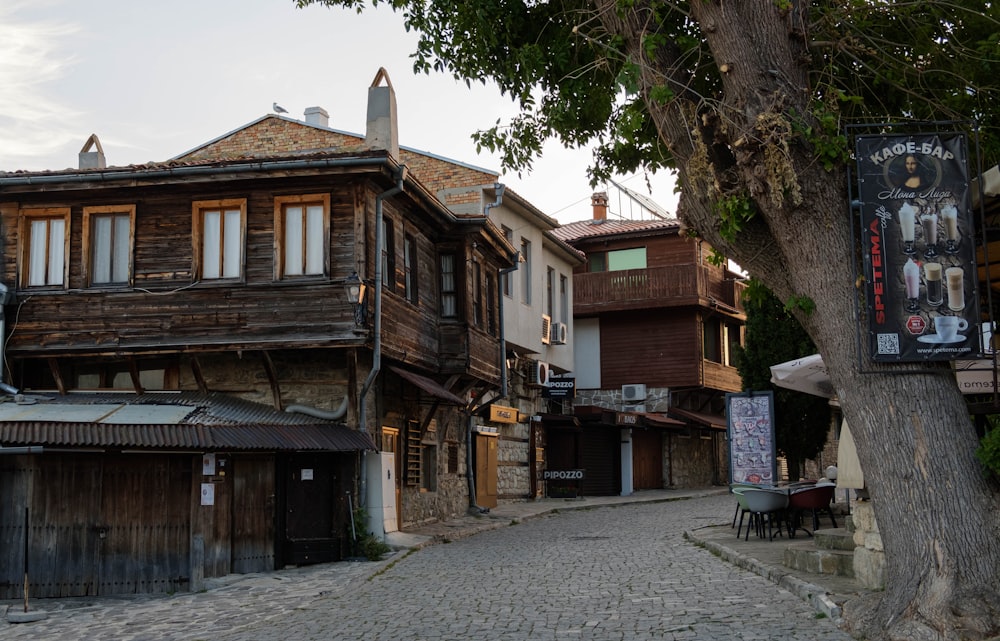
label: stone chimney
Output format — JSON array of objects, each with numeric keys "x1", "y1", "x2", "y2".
[
  {"x1": 591, "y1": 192, "x2": 609, "y2": 220},
  {"x1": 365, "y1": 67, "x2": 399, "y2": 158},
  {"x1": 304, "y1": 106, "x2": 329, "y2": 128},
  {"x1": 79, "y1": 133, "x2": 106, "y2": 169}
]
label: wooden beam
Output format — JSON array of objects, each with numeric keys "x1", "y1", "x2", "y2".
[
  {"x1": 260, "y1": 351, "x2": 283, "y2": 411},
  {"x1": 46, "y1": 357, "x2": 67, "y2": 395},
  {"x1": 189, "y1": 356, "x2": 208, "y2": 395},
  {"x1": 127, "y1": 357, "x2": 144, "y2": 394}
]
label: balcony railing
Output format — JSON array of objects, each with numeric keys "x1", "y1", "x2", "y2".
[{"x1": 574, "y1": 265, "x2": 744, "y2": 314}]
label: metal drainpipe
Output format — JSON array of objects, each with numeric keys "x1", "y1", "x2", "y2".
[{"x1": 359, "y1": 166, "x2": 407, "y2": 512}]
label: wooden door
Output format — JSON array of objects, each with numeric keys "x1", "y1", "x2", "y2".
[
  {"x1": 283, "y1": 453, "x2": 337, "y2": 565},
  {"x1": 632, "y1": 429, "x2": 664, "y2": 489},
  {"x1": 474, "y1": 433, "x2": 498, "y2": 509},
  {"x1": 381, "y1": 427, "x2": 401, "y2": 531},
  {"x1": 232, "y1": 455, "x2": 275, "y2": 573}
]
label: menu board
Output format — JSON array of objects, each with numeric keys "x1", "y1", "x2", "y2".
[
  {"x1": 857, "y1": 133, "x2": 980, "y2": 362},
  {"x1": 726, "y1": 392, "x2": 776, "y2": 485}
]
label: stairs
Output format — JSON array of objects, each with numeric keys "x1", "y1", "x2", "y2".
[{"x1": 782, "y1": 517, "x2": 856, "y2": 578}]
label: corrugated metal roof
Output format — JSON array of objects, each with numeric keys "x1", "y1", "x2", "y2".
[
  {"x1": 552, "y1": 218, "x2": 682, "y2": 243},
  {"x1": 0, "y1": 392, "x2": 375, "y2": 452}
]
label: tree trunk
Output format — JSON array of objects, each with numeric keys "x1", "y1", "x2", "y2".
[{"x1": 596, "y1": 1, "x2": 1000, "y2": 639}]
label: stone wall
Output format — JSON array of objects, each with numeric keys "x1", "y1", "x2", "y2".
[
  {"x1": 851, "y1": 500, "x2": 886, "y2": 590},
  {"x1": 498, "y1": 421, "x2": 532, "y2": 500}
]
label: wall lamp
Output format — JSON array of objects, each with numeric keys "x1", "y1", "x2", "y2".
[{"x1": 345, "y1": 272, "x2": 367, "y2": 326}]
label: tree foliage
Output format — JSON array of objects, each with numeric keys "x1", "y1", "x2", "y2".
[
  {"x1": 296, "y1": 2, "x2": 1000, "y2": 639},
  {"x1": 735, "y1": 281, "x2": 831, "y2": 482}
]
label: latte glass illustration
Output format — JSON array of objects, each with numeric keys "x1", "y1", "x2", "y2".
[
  {"x1": 899, "y1": 203, "x2": 917, "y2": 255},
  {"x1": 934, "y1": 316, "x2": 968, "y2": 341},
  {"x1": 904, "y1": 258, "x2": 920, "y2": 312},
  {"x1": 941, "y1": 205, "x2": 960, "y2": 254},
  {"x1": 920, "y1": 211, "x2": 938, "y2": 258},
  {"x1": 945, "y1": 266, "x2": 965, "y2": 311},
  {"x1": 924, "y1": 262, "x2": 943, "y2": 306}
]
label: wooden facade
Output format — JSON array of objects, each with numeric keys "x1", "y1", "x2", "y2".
[{"x1": 0, "y1": 134, "x2": 515, "y2": 595}]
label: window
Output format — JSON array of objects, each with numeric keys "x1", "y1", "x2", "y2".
[
  {"x1": 559, "y1": 274, "x2": 569, "y2": 324},
  {"x1": 589, "y1": 247, "x2": 647, "y2": 272},
  {"x1": 20, "y1": 207, "x2": 70, "y2": 288},
  {"x1": 447, "y1": 442, "x2": 459, "y2": 474},
  {"x1": 274, "y1": 194, "x2": 329, "y2": 279},
  {"x1": 404, "y1": 233, "x2": 419, "y2": 304},
  {"x1": 520, "y1": 238, "x2": 531, "y2": 304},
  {"x1": 472, "y1": 260, "x2": 483, "y2": 327},
  {"x1": 501, "y1": 225, "x2": 513, "y2": 297},
  {"x1": 421, "y1": 444, "x2": 438, "y2": 492},
  {"x1": 193, "y1": 199, "x2": 246, "y2": 280},
  {"x1": 703, "y1": 317, "x2": 722, "y2": 363},
  {"x1": 440, "y1": 254, "x2": 457, "y2": 318},
  {"x1": 486, "y1": 273, "x2": 497, "y2": 336},
  {"x1": 381, "y1": 217, "x2": 396, "y2": 292},
  {"x1": 83, "y1": 205, "x2": 134, "y2": 286},
  {"x1": 546, "y1": 266, "x2": 555, "y2": 317}
]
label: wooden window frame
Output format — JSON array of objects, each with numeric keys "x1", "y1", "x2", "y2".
[
  {"x1": 381, "y1": 217, "x2": 396, "y2": 293},
  {"x1": 192, "y1": 198, "x2": 247, "y2": 282},
  {"x1": 472, "y1": 259, "x2": 483, "y2": 327},
  {"x1": 501, "y1": 225, "x2": 513, "y2": 297},
  {"x1": 19, "y1": 207, "x2": 71, "y2": 290},
  {"x1": 520, "y1": 238, "x2": 531, "y2": 305},
  {"x1": 404, "y1": 233, "x2": 419, "y2": 305},
  {"x1": 273, "y1": 194, "x2": 330, "y2": 280},
  {"x1": 82, "y1": 205, "x2": 136, "y2": 288},
  {"x1": 440, "y1": 253, "x2": 457, "y2": 318}
]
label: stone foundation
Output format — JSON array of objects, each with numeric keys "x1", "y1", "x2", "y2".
[{"x1": 851, "y1": 500, "x2": 886, "y2": 590}]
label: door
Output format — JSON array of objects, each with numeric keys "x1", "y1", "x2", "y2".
[
  {"x1": 474, "y1": 432, "x2": 498, "y2": 509},
  {"x1": 381, "y1": 427, "x2": 401, "y2": 532},
  {"x1": 633, "y1": 429, "x2": 664, "y2": 489},
  {"x1": 283, "y1": 453, "x2": 337, "y2": 565},
  {"x1": 232, "y1": 455, "x2": 275, "y2": 573}
]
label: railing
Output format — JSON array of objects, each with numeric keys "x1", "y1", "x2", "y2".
[{"x1": 574, "y1": 265, "x2": 744, "y2": 313}]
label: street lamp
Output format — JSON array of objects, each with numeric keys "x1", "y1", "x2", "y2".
[{"x1": 344, "y1": 272, "x2": 367, "y2": 327}]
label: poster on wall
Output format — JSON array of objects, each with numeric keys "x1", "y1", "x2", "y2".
[
  {"x1": 857, "y1": 133, "x2": 981, "y2": 362},
  {"x1": 726, "y1": 392, "x2": 776, "y2": 485}
]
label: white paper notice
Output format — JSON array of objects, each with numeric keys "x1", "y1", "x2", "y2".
[
  {"x1": 202, "y1": 453, "x2": 216, "y2": 476},
  {"x1": 201, "y1": 483, "x2": 215, "y2": 506}
]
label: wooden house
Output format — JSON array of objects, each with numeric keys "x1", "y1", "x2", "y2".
[
  {"x1": 0, "y1": 70, "x2": 516, "y2": 598},
  {"x1": 550, "y1": 192, "x2": 746, "y2": 495}
]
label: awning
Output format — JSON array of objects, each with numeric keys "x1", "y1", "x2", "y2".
[
  {"x1": 389, "y1": 366, "x2": 466, "y2": 405},
  {"x1": 0, "y1": 422, "x2": 375, "y2": 452},
  {"x1": 637, "y1": 412, "x2": 686, "y2": 428},
  {"x1": 667, "y1": 407, "x2": 727, "y2": 430},
  {"x1": 768, "y1": 354, "x2": 835, "y2": 398}
]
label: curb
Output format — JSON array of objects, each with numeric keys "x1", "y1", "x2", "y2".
[{"x1": 684, "y1": 529, "x2": 843, "y2": 624}]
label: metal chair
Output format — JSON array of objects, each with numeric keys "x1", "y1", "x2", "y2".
[
  {"x1": 787, "y1": 483, "x2": 837, "y2": 537},
  {"x1": 742, "y1": 488, "x2": 789, "y2": 541}
]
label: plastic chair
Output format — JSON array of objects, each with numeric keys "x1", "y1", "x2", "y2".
[
  {"x1": 742, "y1": 488, "x2": 789, "y2": 541},
  {"x1": 787, "y1": 483, "x2": 837, "y2": 537},
  {"x1": 730, "y1": 486, "x2": 751, "y2": 538}
]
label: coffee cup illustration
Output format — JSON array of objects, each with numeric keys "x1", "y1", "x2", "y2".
[{"x1": 934, "y1": 316, "x2": 968, "y2": 341}]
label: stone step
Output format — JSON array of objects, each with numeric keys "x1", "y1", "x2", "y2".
[
  {"x1": 783, "y1": 541, "x2": 854, "y2": 578},
  {"x1": 843, "y1": 513, "x2": 855, "y2": 533},
  {"x1": 814, "y1": 527, "x2": 855, "y2": 551}
]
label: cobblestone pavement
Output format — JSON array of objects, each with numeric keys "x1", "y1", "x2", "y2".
[{"x1": 4, "y1": 492, "x2": 857, "y2": 641}]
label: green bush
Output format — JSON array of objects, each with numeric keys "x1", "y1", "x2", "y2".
[
  {"x1": 349, "y1": 504, "x2": 392, "y2": 561},
  {"x1": 976, "y1": 427, "x2": 1000, "y2": 477}
]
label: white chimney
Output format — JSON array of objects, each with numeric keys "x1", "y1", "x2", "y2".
[
  {"x1": 304, "y1": 106, "x2": 329, "y2": 128},
  {"x1": 79, "y1": 133, "x2": 106, "y2": 169},
  {"x1": 365, "y1": 67, "x2": 399, "y2": 158}
]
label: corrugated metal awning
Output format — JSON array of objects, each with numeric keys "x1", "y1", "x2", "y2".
[{"x1": 0, "y1": 422, "x2": 374, "y2": 452}]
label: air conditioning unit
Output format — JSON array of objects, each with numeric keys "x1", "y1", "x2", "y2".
[
  {"x1": 550, "y1": 322, "x2": 568, "y2": 345},
  {"x1": 530, "y1": 360, "x2": 551, "y2": 386},
  {"x1": 541, "y1": 314, "x2": 552, "y2": 345},
  {"x1": 622, "y1": 384, "x2": 647, "y2": 402}
]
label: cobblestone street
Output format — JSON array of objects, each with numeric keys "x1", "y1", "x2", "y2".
[{"x1": 5, "y1": 493, "x2": 857, "y2": 641}]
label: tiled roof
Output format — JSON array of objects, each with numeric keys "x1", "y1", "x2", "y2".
[{"x1": 552, "y1": 218, "x2": 682, "y2": 243}]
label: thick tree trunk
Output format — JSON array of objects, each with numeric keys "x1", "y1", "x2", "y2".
[{"x1": 596, "y1": 1, "x2": 1000, "y2": 639}]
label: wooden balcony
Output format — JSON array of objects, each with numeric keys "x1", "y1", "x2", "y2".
[{"x1": 574, "y1": 265, "x2": 745, "y2": 316}]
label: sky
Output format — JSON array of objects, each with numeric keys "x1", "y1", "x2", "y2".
[{"x1": 0, "y1": 0, "x2": 678, "y2": 224}]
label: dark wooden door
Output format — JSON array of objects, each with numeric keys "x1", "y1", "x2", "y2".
[
  {"x1": 581, "y1": 427, "x2": 621, "y2": 496},
  {"x1": 283, "y1": 453, "x2": 338, "y2": 565},
  {"x1": 633, "y1": 429, "x2": 664, "y2": 489}
]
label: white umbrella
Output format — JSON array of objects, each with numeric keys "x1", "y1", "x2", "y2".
[
  {"x1": 768, "y1": 354, "x2": 835, "y2": 399},
  {"x1": 767, "y1": 354, "x2": 864, "y2": 490}
]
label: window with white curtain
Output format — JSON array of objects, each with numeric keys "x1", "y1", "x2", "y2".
[
  {"x1": 21, "y1": 208, "x2": 70, "y2": 288},
  {"x1": 440, "y1": 253, "x2": 457, "y2": 318},
  {"x1": 274, "y1": 194, "x2": 329, "y2": 279},
  {"x1": 194, "y1": 199, "x2": 246, "y2": 281},
  {"x1": 84, "y1": 205, "x2": 135, "y2": 286}
]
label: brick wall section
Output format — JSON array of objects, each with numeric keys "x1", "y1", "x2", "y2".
[{"x1": 178, "y1": 118, "x2": 498, "y2": 204}]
